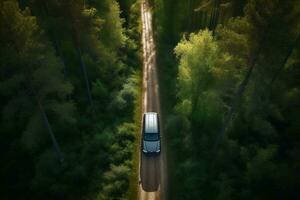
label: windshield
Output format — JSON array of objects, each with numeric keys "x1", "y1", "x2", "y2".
[{"x1": 144, "y1": 133, "x2": 159, "y2": 141}]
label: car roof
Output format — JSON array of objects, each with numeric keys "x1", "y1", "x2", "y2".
[{"x1": 144, "y1": 112, "x2": 158, "y2": 133}]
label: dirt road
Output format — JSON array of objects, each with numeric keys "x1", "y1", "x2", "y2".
[{"x1": 138, "y1": 1, "x2": 167, "y2": 200}]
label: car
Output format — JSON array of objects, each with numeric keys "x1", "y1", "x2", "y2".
[{"x1": 142, "y1": 112, "x2": 161, "y2": 154}]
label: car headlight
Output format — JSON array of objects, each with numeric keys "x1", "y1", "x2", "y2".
[
  {"x1": 143, "y1": 149, "x2": 148, "y2": 153},
  {"x1": 156, "y1": 149, "x2": 160, "y2": 153}
]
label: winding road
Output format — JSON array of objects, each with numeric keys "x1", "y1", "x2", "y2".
[{"x1": 138, "y1": 1, "x2": 167, "y2": 200}]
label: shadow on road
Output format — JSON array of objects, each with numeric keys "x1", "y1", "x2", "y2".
[{"x1": 140, "y1": 153, "x2": 161, "y2": 192}]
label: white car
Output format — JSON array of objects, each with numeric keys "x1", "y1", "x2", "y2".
[{"x1": 142, "y1": 112, "x2": 161, "y2": 154}]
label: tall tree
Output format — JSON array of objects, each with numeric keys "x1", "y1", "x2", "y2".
[
  {"x1": 0, "y1": 0, "x2": 72, "y2": 160},
  {"x1": 213, "y1": 0, "x2": 285, "y2": 152}
]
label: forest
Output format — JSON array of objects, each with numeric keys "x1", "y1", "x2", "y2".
[
  {"x1": 153, "y1": 0, "x2": 300, "y2": 199},
  {"x1": 1, "y1": 0, "x2": 300, "y2": 200},
  {"x1": 0, "y1": 0, "x2": 141, "y2": 199}
]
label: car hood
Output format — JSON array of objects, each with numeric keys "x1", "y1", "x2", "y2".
[{"x1": 143, "y1": 140, "x2": 160, "y2": 152}]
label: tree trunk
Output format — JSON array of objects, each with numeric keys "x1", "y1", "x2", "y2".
[
  {"x1": 42, "y1": 0, "x2": 68, "y2": 79},
  {"x1": 77, "y1": 47, "x2": 93, "y2": 107},
  {"x1": 213, "y1": 53, "x2": 257, "y2": 152},
  {"x1": 209, "y1": 1, "x2": 216, "y2": 29},
  {"x1": 211, "y1": 0, "x2": 220, "y2": 35},
  {"x1": 53, "y1": 37, "x2": 68, "y2": 79},
  {"x1": 26, "y1": 70, "x2": 64, "y2": 163},
  {"x1": 212, "y1": 0, "x2": 282, "y2": 154},
  {"x1": 71, "y1": 19, "x2": 93, "y2": 107},
  {"x1": 213, "y1": 32, "x2": 267, "y2": 153},
  {"x1": 37, "y1": 98, "x2": 64, "y2": 163},
  {"x1": 270, "y1": 32, "x2": 300, "y2": 85}
]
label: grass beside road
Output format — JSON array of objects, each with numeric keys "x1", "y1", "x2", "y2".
[
  {"x1": 126, "y1": 1, "x2": 143, "y2": 198},
  {"x1": 126, "y1": 69, "x2": 142, "y2": 200}
]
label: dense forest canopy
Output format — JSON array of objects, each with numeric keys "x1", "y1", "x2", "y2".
[
  {"x1": 0, "y1": 0, "x2": 141, "y2": 199},
  {"x1": 1, "y1": 0, "x2": 300, "y2": 199},
  {"x1": 154, "y1": 0, "x2": 300, "y2": 199}
]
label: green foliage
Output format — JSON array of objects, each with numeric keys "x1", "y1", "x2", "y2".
[
  {"x1": 98, "y1": 164, "x2": 131, "y2": 200},
  {"x1": 175, "y1": 30, "x2": 219, "y2": 117},
  {"x1": 155, "y1": 0, "x2": 300, "y2": 199},
  {"x1": 97, "y1": 123, "x2": 136, "y2": 200},
  {"x1": 111, "y1": 72, "x2": 139, "y2": 116},
  {"x1": 0, "y1": 0, "x2": 140, "y2": 199}
]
